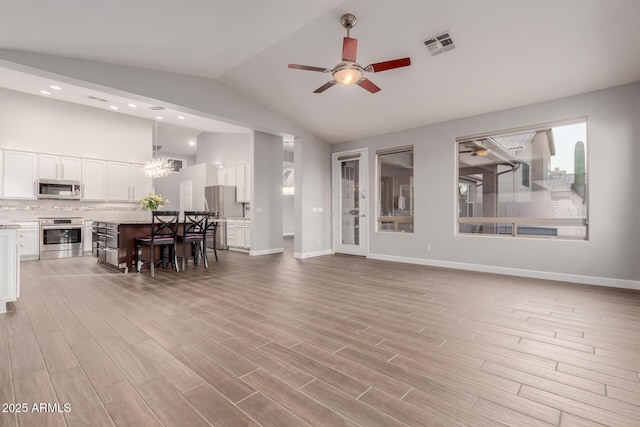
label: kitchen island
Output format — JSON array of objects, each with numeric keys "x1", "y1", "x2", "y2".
[{"x1": 93, "y1": 218, "x2": 225, "y2": 273}]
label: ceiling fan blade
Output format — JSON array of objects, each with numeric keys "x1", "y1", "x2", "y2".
[
  {"x1": 367, "y1": 57, "x2": 411, "y2": 73},
  {"x1": 342, "y1": 37, "x2": 358, "y2": 62},
  {"x1": 356, "y1": 78, "x2": 381, "y2": 93},
  {"x1": 313, "y1": 80, "x2": 337, "y2": 93},
  {"x1": 288, "y1": 64, "x2": 331, "y2": 73}
]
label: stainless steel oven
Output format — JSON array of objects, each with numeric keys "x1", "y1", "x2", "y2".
[{"x1": 39, "y1": 217, "x2": 85, "y2": 259}]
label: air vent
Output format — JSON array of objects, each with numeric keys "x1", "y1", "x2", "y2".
[
  {"x1": 87, "y1": 96, "x2": 109, "y2": 102},
  {"x1": 422, "y1": 31, "x2": 456, "y2": 56},
  {"x1": 149, "y1": 106, "x2": 165, "y2": 111}
]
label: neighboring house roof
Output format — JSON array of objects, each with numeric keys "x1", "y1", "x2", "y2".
[{"x1": 549, "y1": 172, "x2": 575, "y2": 193}]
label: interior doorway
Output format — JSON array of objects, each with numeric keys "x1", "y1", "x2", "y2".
[{"x1": 283, "y1": 139, "x2": 295, "y2": 253}]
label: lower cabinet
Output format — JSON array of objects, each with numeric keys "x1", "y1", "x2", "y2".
[
  {"x1": 0, "y1": 228, "x2": 20, "y2": 313},
  {"x1": 84, "y1": 221, "x2": 93, "y2": 255},
  {"x1": 15, "y1": 221, "x2": 39, "y2": 261},
  {"x1": 226, "y1": 219, "x2": 250, "y2": 250},
  {"x1": 95, "y1": 222, "x2": 125, "y2": 270}
]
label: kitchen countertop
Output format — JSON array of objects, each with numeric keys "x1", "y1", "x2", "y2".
[{"x1": 94, "y1": 218, "x2": 232, "y2": 225}]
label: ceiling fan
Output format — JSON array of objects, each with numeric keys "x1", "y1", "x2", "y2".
[{"x1": 288, "y1": 13, "x2": 411, "y2": 94}]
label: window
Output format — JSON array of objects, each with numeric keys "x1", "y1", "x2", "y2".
[
  {"x1": 457, "y1": 119, "x2": 587, "y2": 239},
  {"x1": 377, "y1": 146, "x2": 414, "y2": 232}
]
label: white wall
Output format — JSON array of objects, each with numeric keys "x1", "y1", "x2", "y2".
[
  {"x1": 333, "y1": 82, "x2": 640, "y2": 287},
  {"x1": 251, "y1": 131, "x2": 283, "y2": 254},
  {"x1": 0, "y1": 87, "x2": 151, "y2": 162},
  {"x1": 295, "y1": 134, "x2": 332, "y2": 257},
  {"x1": 195, "y1": 132, "x2": 250, "y2": 166},
  {"x1": 155, "y1": 163, "x2": 217, "y2": 213}
]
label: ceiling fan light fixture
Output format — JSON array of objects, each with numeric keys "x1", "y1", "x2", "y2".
[{"x1": 333, "y1": 64, "x2": 362, "y2": 85}]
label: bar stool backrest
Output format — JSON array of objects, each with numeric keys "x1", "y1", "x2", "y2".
[
  {"x1": 151, "y1": 211, "x2": 180, "y2": 243},
  {"x1": 183, "y1": 211, "x2": 208, "y2": 236}
]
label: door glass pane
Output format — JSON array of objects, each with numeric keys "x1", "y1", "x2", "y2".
[{"x1": 341, "y1": 159, "x2": 359, "y2": 245}]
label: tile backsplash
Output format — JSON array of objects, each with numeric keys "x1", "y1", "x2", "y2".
[{"x1": 0, "y1": 199, "x2": 149, "y2": 222}]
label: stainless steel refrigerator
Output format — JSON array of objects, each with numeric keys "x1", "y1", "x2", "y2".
[{"x1": 204, "y1": 185, "x2": 243, "y2": 249}]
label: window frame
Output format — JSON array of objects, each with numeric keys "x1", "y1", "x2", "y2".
[
  {"x1": 455, "y1": 117, "x2": 589, "y2": 240},
  {"x1": 376, "y1": 145, "x2": 414, "y2": 233}
]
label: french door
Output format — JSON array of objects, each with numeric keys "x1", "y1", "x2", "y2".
[{"x1": 333, "y1": 149, "x2": 368, "y2": 256}]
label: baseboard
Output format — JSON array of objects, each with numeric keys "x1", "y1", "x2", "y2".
[
  {"x1": 294, "y1": 249, "x2": 334, "y2": 259},
  {"x1": 249, "y1": 248, "x2": 284, "y2": 256},
  {"x1": 367, "y1": 253, "x2": 640, "y2": 291}
]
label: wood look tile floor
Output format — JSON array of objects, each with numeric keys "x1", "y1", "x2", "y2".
[{"x1": 2, "y1": 239, "x2": 640, "y2": 426}]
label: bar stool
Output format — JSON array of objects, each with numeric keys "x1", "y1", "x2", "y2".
[
  {"x1": 177, "y1": 211, "x2": 208, "y2": 271},
  {"x1": 135, "y1": 211, "x2": 180, "y2": 277},
  {"x1": 205, "y1": 212, "x2": 220, "y2": 262}
]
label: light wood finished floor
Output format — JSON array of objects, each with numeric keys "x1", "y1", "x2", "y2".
[{"x1": 2, "y1": 241, "x2": 640, "y2": 426}]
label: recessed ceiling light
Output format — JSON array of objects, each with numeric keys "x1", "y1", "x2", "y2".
[
  {"x1": 128, "y1": 103, "x2": 137, "y2": 108},
  {"x1": 40, "y1": 90, "x2": 51, "y2": 95},
  {"x1": 189, "y1": 141, "x2": 196, "y2": 146},
  {"x1": 110, "y1": 106, "x2": 118, "y2": 110},
  {"x1": 178, "y1": 116, "x2": 185, "y2": 120},
  {"x1": 156, "y1": 116, "x2": 163, "y2": 120},
  {"x1": 49, "y1": 85, "x2": 61, "y2": 91}
]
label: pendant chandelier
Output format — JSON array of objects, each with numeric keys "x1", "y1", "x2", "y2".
[{"x1": 144, "y1": 119, "x2": 174, "y2": 179}]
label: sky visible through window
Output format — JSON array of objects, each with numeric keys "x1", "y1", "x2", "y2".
[{"x1": 550, "y1": 123, "x2": 587, "y2": 174}]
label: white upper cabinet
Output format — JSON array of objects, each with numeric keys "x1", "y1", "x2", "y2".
[
  {"x1": 235, "y1": 163, "x2": 251, "y2": 203},
  {"x1": 61, "y1": 157, "x2": 81, "y2": 181},
  {"x1": 130, "y1": 163, "x2": 152, "y2": 201},
  {"x1": 3, "y1": 150, "x2": 37, "y2": 199},
  {"x1": 107, "y1": 161, "x2": 131, "y2": 201},
  {"x1": 81, "y1": 159, "x2": 107, "y2": 201},
  {"x1": 38, "y1": 154, "x2": 81, "y2": 181},
  {"x1": 108, "y1": 162, "x2": 151, "y2": 202},
  {"x1": 217, "y1": 164, "x2": 251, "y2": 202}
]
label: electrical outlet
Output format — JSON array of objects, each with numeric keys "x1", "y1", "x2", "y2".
[{"x1": 426, "y1": 244, "x2": 431, "y2": 252}]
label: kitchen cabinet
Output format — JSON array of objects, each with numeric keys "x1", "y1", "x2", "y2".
[
  {"x1": 108, "y1": 163, "x2": 152, "y2": 202},
  {"x1": 217, "y1": 166, "x2": 237, "y2": 186},
  {"x1": 3, "y1": 150, "x2": 38, "y2": 199},
  {"x1": 227, "y1": 219, "x2": 250, "y2": 250},
  {"x1": 0, "y1": 228, "x2": 20, "y2": 313},
  {"x1": 94, "y1": 222, "x2": 124, "y2": 270},
  {"x1": 15, "y1": 221, "x2": 39, "y2": 261},
  {"x1": 81, "y1": 159, "x2": 107, "y2": 201},
  {"x1": 84, "y1": 221, "x2": 93, "y2": 255},
  {"x1": 235, "y1": 163, "x2": 251, "y2": 202},
  {"x1": 226, "y1": 220, "x2": 236, "y2": 247},
  {"x1": 38, "y1": 154, "x2": 81, "y2": 181},
  {"x1": 107, "y1": 161, "x2": 131, "y2": 201},
  {"x1": 130, "y1": 163, "x2": 152, "y2": 201},
  {"x1": 217, "y1": 164, "x2": 250, "y2": 203}
]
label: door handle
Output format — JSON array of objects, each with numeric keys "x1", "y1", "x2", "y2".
[{"x1": 349, "y1": 209, "x2": 359, "y2": 215}]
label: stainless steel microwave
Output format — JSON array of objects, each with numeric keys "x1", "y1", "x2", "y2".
[{"x1": 37, "y1": 179, "x2": 82, "y2": 200}]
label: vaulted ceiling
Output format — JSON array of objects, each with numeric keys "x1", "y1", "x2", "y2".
[{"x1": 1, "y1": 0, "x2": 639, "y2": 143}]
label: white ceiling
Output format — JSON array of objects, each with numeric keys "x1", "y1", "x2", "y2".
[{"x1": 1, "y1": 0, "x2": 639, "y2": 144}]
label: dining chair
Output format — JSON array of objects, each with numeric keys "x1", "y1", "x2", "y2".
[
  {"x1": 135, "y1": 211, "x2": 180, "y2": 277},
  {"x1": 177, "y1": 211, "x2": 208, "y2": 271}
]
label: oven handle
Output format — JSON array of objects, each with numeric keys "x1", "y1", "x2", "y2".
[{"x1": 41, "y1": 225, "x2": 85, "y2": 230}]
